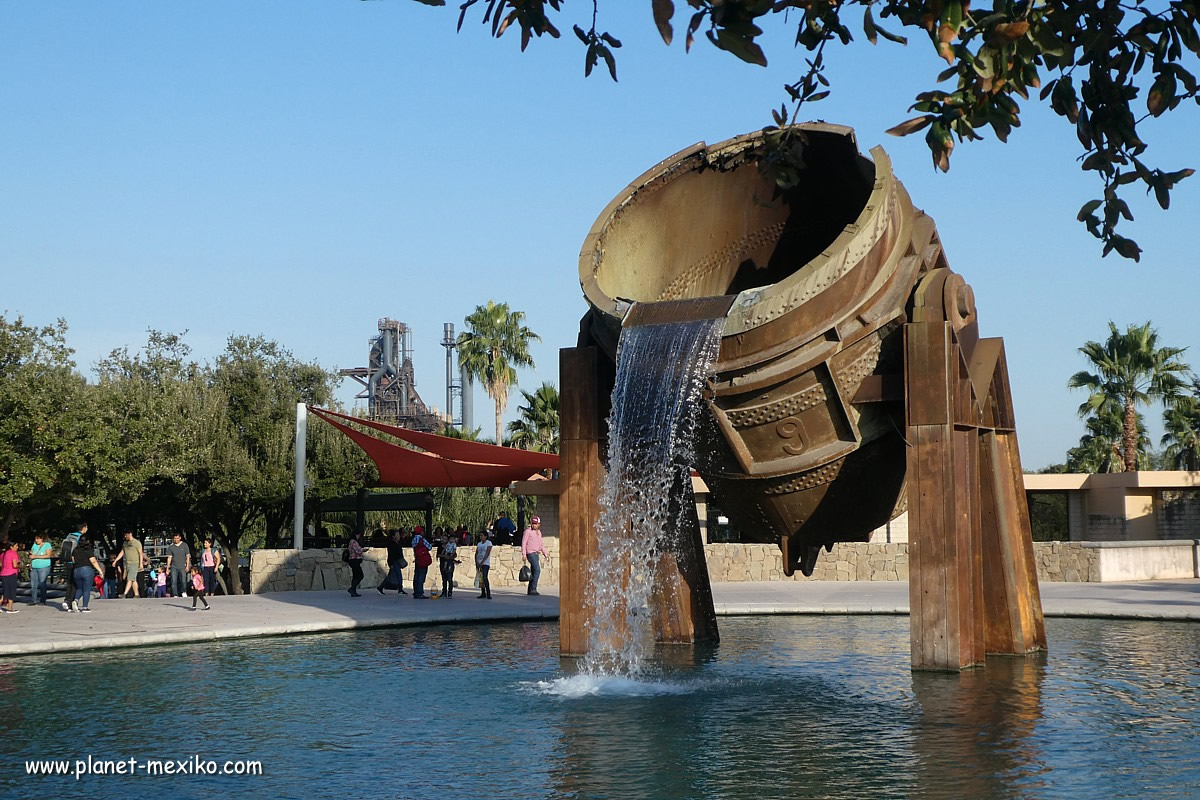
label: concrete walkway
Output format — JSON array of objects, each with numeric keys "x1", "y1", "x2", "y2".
[{"x1": 1, "y1": 580, "x2": 1196, "y2": 657}]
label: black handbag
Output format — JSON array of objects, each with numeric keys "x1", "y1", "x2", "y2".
[{"x1": 518, "y1": 565, "x2": 531, "y2": 582}]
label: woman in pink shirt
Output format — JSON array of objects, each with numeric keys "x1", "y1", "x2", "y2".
[
  {"x1": 520, "y1": 516, "x2": 549, "y2": 597},
  {"x1": 1, "y1": 540, "x2": 21, "y2": 613}
]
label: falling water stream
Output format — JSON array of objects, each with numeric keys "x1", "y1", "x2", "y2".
[{"x1": 579, "y1": 315, "x2": 725, "y2": 678}]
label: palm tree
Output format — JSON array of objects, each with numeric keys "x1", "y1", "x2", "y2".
[
  {"x1": 1161, "y1": 379, "x2": 1200, "y2": 470},
  {"x1": 456, "y1": 300, "x2": 540, "y2": 449},
  {"x1": 507, "y1": 382, "x2": 560, "y2": 453},
  {"x1": 1067, "y1": 321, "x2": 1190, "y2": 471},
  {"x1": 1066, "y1": 401, "x2": 1141, "y2": 473}
]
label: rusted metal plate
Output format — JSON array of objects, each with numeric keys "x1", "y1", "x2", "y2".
[{"x1": 571, "y1": 124, "x2": 1046, "y2": 669}]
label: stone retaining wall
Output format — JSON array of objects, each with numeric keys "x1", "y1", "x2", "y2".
[
  {"x1": 251, "y1": 537, "x2": 1196, "y2": 592},
  {"x1": 705, "y1": 541, "x2": 1116, "y2": 583},
  {"x1": 250, "y1": 539, "x2": 559, "y2": 594}
]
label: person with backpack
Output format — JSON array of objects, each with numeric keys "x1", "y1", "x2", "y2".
[
  {"x1": 410, "y1": 526, "x2": 432, "y2": 599},
  {"x1": 346, "y1": 531, "x2": 365, "y2": 597},
  {"x1": 71, "y1": 535, "x2": 104, "y2": 613},
  {"x1": 59, "y1": 522, "x2": 85, "y2": 611},
  {"x1": 438, "y1": 532, "x2": 459, "y2": 598}
]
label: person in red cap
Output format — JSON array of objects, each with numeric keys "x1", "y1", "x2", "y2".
[
  {"x1": 410, "y1": 526, "x2": 432, "y2": 599},
  {"x1": 520, "y1": 516, "x2": 549, "y2": 596}
]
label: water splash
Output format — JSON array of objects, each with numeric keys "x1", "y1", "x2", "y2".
[
  {"x1": 524, "y1": 674, "x2": 704, "y2": 698},
  {"x1": 581, "y1": 316, "x2": 724, "y2": 677}
]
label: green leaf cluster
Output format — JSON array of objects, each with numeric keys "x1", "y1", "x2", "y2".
[{"x1": 446, "y1": 0, "x2": 1200, "y2": 261}]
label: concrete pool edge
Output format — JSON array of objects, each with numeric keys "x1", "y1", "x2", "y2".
[{"x1": 2, "y1": 580, "x2": 1196, "y2": 657}]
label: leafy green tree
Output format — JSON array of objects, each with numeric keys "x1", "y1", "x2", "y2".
[
  {"x1": 1068, "y1": 321, "x2": 1189, "y2": 471},
  {"x1": 89, "y1": 331, "x2": 202, "y2": 508},
  {"x1": 448, "y1": 0, "x2": 1200, "y2": 259},
  {"x1": 457, "y1": 300, "x2": 540, "y2": 448},
  {"x1": 507, "y1": 381, "x2": 560, "y2": 453},
  {"x1": 184, "y1": 336, "x2": 355, "y2": 591},
  {"x1": 0, "y1": 315, "x2": 93, "y2": 538},
  {"x1": 1162, "y1": 378, "x2": 1200, "y2": 469}
]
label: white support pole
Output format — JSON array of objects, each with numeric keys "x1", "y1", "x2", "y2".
[{"x1": 293, "y1": 403, "x2": 307, "y2": 550}]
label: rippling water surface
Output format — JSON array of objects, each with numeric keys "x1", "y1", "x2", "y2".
[{"x1": 2, "y1": 616, "x2": 1197, "y2": 799}]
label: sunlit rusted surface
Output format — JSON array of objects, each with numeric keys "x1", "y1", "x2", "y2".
[{"x1": 578, "y1": 124, "x2": 951, "y2": 576}]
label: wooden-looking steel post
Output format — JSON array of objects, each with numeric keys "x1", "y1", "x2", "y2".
[
  {"x1": 905, "y1": 319, "x2": 986, "y2": 671},
  {"x1": 905, "y1": 270, "x2": 1046, "y2": 670},
  {"x1": 559, "y1": 347, "x2": 605, "y2": 657},
  {"x1": 650, "y1": 476, "x2": 720, "y2": 646}
]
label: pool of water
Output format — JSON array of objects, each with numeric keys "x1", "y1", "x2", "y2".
[{"x1": 2, "y1": 616, "x2": 1198, "y2": 799}]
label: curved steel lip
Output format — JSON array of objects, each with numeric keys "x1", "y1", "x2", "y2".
[{"x1": 578, "y1": 124, "x2": 899, "y2": 340}]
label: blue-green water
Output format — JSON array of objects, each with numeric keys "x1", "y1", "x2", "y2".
[{"x1": 2, "y1": 616, "x2": 1198, "y2": 799}]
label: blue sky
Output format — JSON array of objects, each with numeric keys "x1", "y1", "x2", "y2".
[{"x1": 2, "y1": 1, "x2": 1197, "y2": 469}]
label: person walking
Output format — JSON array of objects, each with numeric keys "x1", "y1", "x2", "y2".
[
  {"x1": 165, "y1": 533, "x2": 191, "y2": 599},
  {"x1": 188, "y1": 566, "x2": 210, "y2": 611},
  {"x1": 475, "y1": 530, "x2": 493, "y2": 600},
  {"x1": 28, "y1": 534, "x2": 53, "y2": 606},
  {"x1": 439, "y1": 532, "x2": 459, "y2": 598},
  {"x1": 1, "y1": 540, "x2": 21, "y2": 613},
  {"x1": 200, "y1": 538, "x2": 221, "y2": 595},
  {"x1": 347, "y1": 532, "x2": 365, "y2": 597},
  {"x1": 410, "y1": 527, "x2": 432, "y2": 599},
  {"x1": 112, "y1": 530, "x2": 147, "y2": 599},
  {"x1": 520, "y1": 516, "x2": 549, "y2": 596},
  {"x1": 378, "y1": 529, "x2": 408, "y2": 596},
  {"x1": 59, "y1": 522, "x2": 85, "y2": 611},
  {"x1": 71, "y1": 535, "x2": 104, "y2": 613}
]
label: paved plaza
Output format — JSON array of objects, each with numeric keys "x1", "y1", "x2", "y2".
[{"x1": 1, "y1": 580, "x2": 1196, "y2": 657}]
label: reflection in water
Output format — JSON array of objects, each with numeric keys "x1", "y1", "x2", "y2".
[
  {"x1": 1, "y1": 617, "x2": 1197, "y2": 800},
  {"x1": 910, "y1": 656, "x2": 1047, "y2": 800}
]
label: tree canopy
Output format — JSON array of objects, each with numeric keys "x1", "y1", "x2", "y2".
[
  {"x1": 457, "y1": 300, "x2": 540, "y2": 447},
  {"x1": 440, "y1": 0, "x2": 1200, "y2": 261},
  {"x1": 1068, "y1": 320, "x2": 1190, "y2": 471},
  {"x1": 0, "y1": 320, "x2": 372, "y2": 591}
]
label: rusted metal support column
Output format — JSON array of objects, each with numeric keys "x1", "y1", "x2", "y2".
[
  {"x1": 559, "y1": 347, "x2": 606, "y2": 657},
  {"x1": 905, "y1": 320, "x2": 985, "y2": 671},
  {"x1": 978, "y1": 349, "x2": 1047, "y2": 655},
  {"x1": 650, "y1": 476, "x2": 720, "y2": 645}
]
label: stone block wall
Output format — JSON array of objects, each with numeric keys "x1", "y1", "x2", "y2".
[
  {"x1": 253, "y1": 536, "x2": 1194, "y2": 592},
  {"x1": 705, "y1": 541, "x2": 1101, "y2": 582},
  {"x1": 704, "y1": 543, "x2": 910, "y2": 582},
  {"x1": 1033, "y1": 541, "x2": 1099, "y2": 582},
  {"x1": 251, "y1": 539, "x2": 559, "y2": 594}
]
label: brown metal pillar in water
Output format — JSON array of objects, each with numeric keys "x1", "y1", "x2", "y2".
[
  {"x1": 559, "y1": 346, "x2": 606, "y2": 657},
  {"x1": 650, "y1": 475, "x2": 720, "y2": 646},
  {"x1": 905, "y1": 319, "x2": 986, "y2": 671},
  {"x1": 905, "y1": 270, "x2": 1046, "y2": 671},
  {"x1": 979, "y1": 345, "x2": 1047, "y2": 656}
]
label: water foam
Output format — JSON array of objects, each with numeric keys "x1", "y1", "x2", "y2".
[{"x1": 525, "y1": 673, "x2": 703, "y2": 698}]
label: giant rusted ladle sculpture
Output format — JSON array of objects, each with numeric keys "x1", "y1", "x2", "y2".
[{"x1": 559, "y1": 124, "x2": 1046, "y2": 671}]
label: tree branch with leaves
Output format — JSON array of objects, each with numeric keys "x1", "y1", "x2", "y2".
[{"x1": 437, "y1": 0, "x2": 1200, "y2": 261}]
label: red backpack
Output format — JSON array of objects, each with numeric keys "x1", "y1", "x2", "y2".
[{"x1": 414, "y1": 538, "x2": 432, "y2": 568}]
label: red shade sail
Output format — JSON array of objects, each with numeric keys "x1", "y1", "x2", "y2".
[{"x1": 309, "y1": 407, "x2": 559, "y2": 488}]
